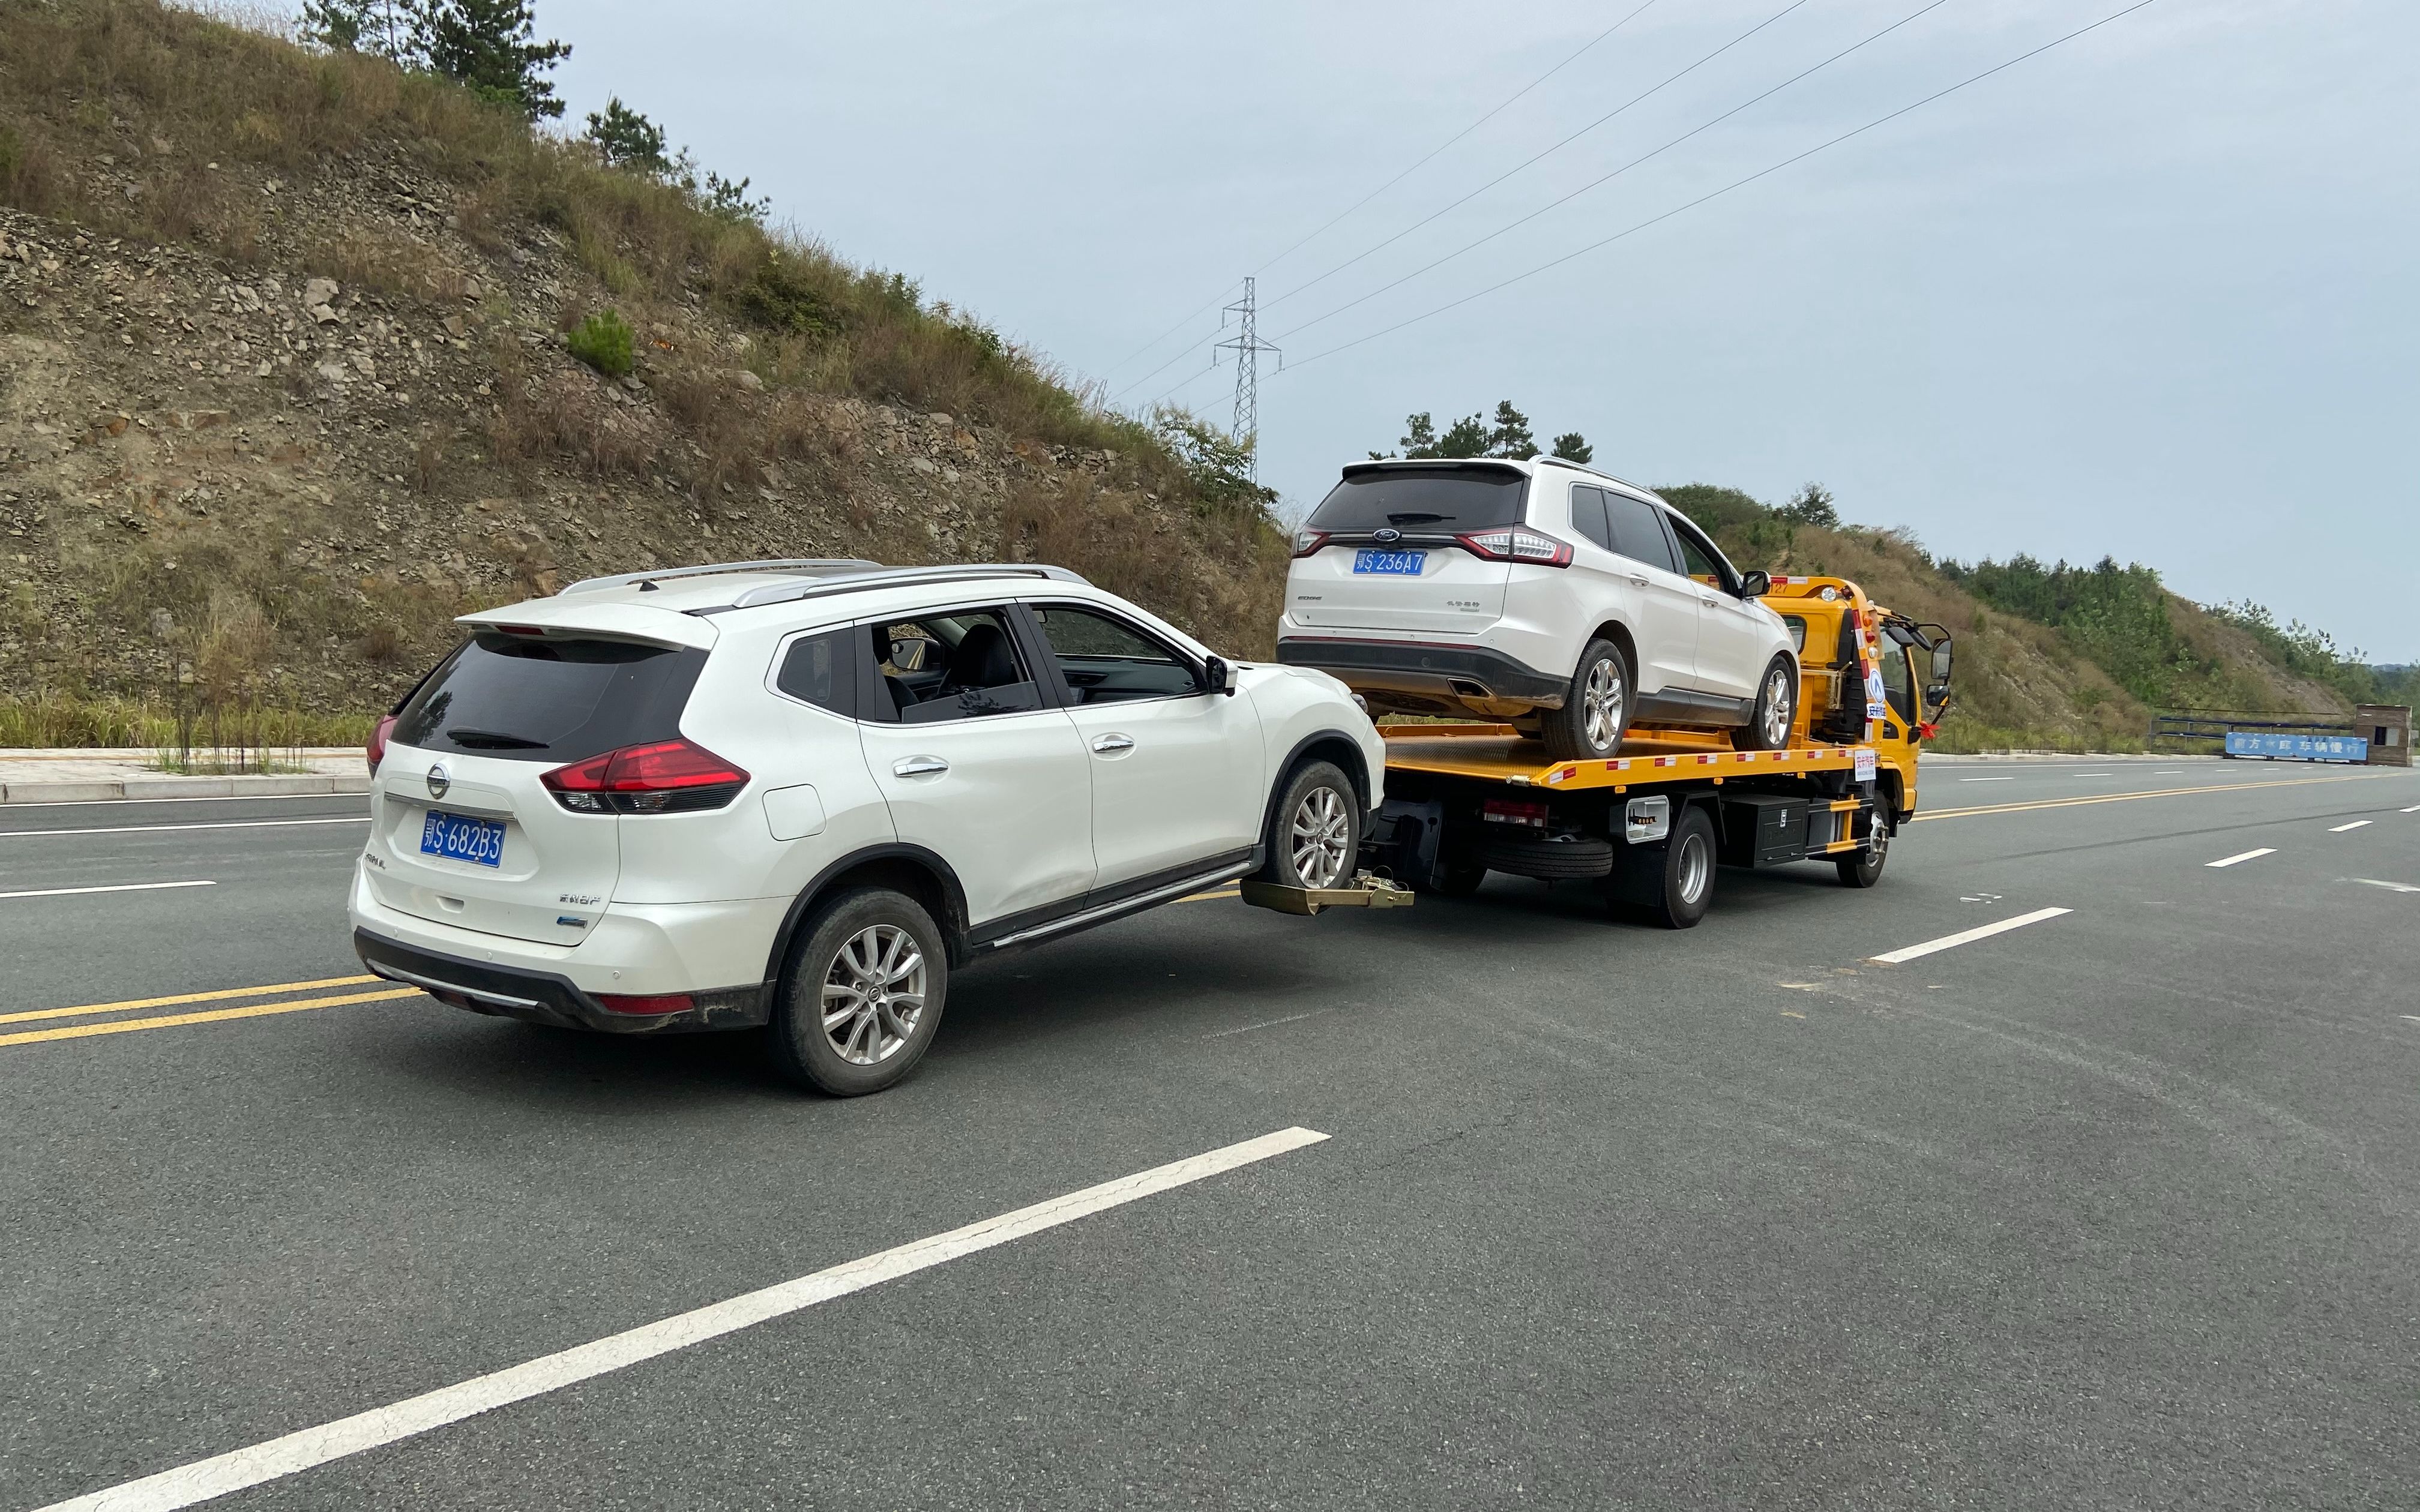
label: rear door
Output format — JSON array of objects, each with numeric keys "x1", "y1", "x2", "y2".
[
  {"x1": 852, "y1": 605, "x2": 1096, "y2": 928},
  {"x1": 368, "y1": 634, "x2": 705, "y2": 945},
  {"x1": 1288, "y1": 466, "x2": 1521, "y2": 634},
  {"x1": 1025, "y1": 602, "x2": 1264, "y2": 892},
  {"x1": 1599, "y1": 489, "x2": 1699, "y2": 694}
]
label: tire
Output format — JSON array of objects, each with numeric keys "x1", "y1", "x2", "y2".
[
  {"x1": 1477, "y1": 832, "x2": 1616, "y2": 880},
  {"x1": 1540, "y1": 638, "x2": 1633, "y2": 761},
  {"x1": 1643, "y1": 805, "x2": 1717, "y2": 929},
  {"x1": 1256, "y1": 761, "x2": 1361, "y2": 889},
  {"x1": 1732, "y1": 655, "x2": 1798, "y2": 751},
  {"x1": 1835, "y1": 815, "x2": 1890, "y2": 888},
  {"x1": 769, "y1": 887, "x2": 948, "y2": 1096}
]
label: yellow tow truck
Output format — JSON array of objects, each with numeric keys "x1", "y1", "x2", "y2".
[{"x1": 1363, "y1": 577, "x2": 1954, "y2": 926}]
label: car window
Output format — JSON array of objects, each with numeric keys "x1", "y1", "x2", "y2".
[
  {"x1": 862, "y1": 607, "x2": 1045, "y2": 724},
  {"x1": 775, "y1": 629, "x2": 857, "y2": 716},
  {"x1": 1667, "y1": 517, "x2": 1737, "y2": 593},
  {"x1": 1307, "y1": 467, "x2": 1527, "y2": 533},
  {"x1": 1030, "y1": 604, "x2": 1199, "y2": 704},
  {"x1": 1602, "y1": 491, "x2": 1680, "y2": 573},
  {"x1": 1568, "y1": 486, "x2": 1614, "y2": 553},
  {"x1": 393, "y1": 634, "x2": 706, "y2": 762},
  {"x1": 1879, "y1": 638, "x2": 1916, "y2": 724}
]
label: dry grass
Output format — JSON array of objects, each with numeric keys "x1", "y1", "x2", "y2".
[{"x1": 304, "y1": 230, "x2": 467, "y2": 304}]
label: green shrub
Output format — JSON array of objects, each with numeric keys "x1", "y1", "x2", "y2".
[
  {"x1": 732, "y1": 255, "x2": 840, "y2": 340},
  {"x1": 565, "y1": 308, "x2": 634, "y2": 377}
]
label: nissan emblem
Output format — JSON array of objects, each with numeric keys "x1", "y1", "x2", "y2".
[{"x1": 426, "y1": 764, "x2": 451, "y2": 800}]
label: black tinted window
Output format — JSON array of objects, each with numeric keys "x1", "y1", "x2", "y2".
[
  {"x1": 1604, "y1": 492, "x2": 1680, "y2": 572},
  {"x1": 1568, "y1": 486, "x2": 1613, "y2": 552},
  {"x1": 1669, "y1": 517, "x2": 1737, "y2": 592},
  {"x1": 776, "y1": 629, "x2": 856, "y2": 716},
  {"x1": 1308, "y1": 467, "x2": 1527, "y2": 533},
  {"x1": 1032, "y1": 605, "x2": 1199, "y2": 704},
  {"x1": 393, "y1": 635, "x2": 704, "y2": 763},
  {"x1": 864, "y1": 608, "x2": 1046, "y2": 724}
]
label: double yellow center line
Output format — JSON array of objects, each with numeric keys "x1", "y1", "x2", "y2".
[{"x1": 0, "y1": 974, "x2": 420, "y2": 1048}]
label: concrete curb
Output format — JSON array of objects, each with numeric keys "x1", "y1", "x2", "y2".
[{"x1": 1, "y1": 773, "x2": 373, "y2": 804}]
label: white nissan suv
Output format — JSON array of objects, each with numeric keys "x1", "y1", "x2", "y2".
[
  {"x1": 351, "y1": 560, "x2": 1383, "y2": 1096},
  {"x1": 1277, "y1": 458, "x2": 1799, "y2": 760}
]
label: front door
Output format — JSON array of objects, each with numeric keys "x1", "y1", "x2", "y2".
[
  {"x1": 1598, "y1": 488, "x2": 1701, "y2": 695},
  {"x1": 1666, "y1": 515, "x2": 1766, "y2": 699},
  {"x1": 1025, "y1": 602, "x2": 1265, "y2": 893},
  {"x1": 854, "y1": 604, "x2": 1094, "y2": 929}
]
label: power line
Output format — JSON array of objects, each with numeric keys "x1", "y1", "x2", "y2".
[
  {"x1": 1092, "y1": 2, "x2": 1661, "y2": 391},
  {"x1": 1278, "y1": 0, "x2": 2166, "y2": 376},
  {"x1": 1272, "y1": 0, "x2": 1958, "y2": 344},
  {"x1": 1261, "y1": 0, "x2": 1815, "y2": 314}
]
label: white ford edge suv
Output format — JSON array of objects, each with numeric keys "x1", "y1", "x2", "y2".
[
  {"x1": 351, "y1": 560, "x2": 1383, "y2": 1095},
  {"x1": 1277, "y1": 458, "x2": 1799, "y2": 760}
]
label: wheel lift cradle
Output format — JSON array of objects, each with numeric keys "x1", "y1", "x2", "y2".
[{"x1": 1364, "y1": 727, "x2": 1891, "y2": 922}]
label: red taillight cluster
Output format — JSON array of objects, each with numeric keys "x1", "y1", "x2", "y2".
[
  {"x1": 541, "y1": 738, "x2": 750, "y2": 814},
  {"x1": 1292, "y1": 529, "x2": 1329, "y2": 558},
  {"x1": 366, "y1": 713, "x2": 397, "y2": 775},
  {"x1": 1455, "y1": 527, "x2": 1573, "y2": 567}
]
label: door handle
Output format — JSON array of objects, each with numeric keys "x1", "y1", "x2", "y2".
[
  {"x1": 1700, "y1": 594, "x2": 1723, "y2": 607},
  {"x1": 1628, "y1": 575, "x2": 1649, "y2": 587},
  {"x1": 891, "y1": 755, "x2": 949, "y2": 778},
  {"x1": 1090, "y1": 733, "x2": 1135, "y2": 754}
]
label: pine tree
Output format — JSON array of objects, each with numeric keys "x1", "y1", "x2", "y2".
[
  {"x1": 299, "y1": 0, "x2": 414, "y2": 59},
  {"x1": 412, "y1": 0, "x2": 572, "y2": 120},
  {"x1": 1485, "y1": 400, "x2": 1538, "y2": 460},
  {"x1": 1778, "y1": 481, "x2": 1840, "y2": 528},
  {"x1": 1551, "y1": 432, "x2": 1592, "y2": 464},
  {"x1": 585, "y1": 97, "x2": 670, "y2": 174}
]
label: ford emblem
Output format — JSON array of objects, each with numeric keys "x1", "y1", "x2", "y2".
[
  {"x1": 426, "y1": 764, "x2": 451, "y2": 800},
  {"x1": 1372, "y1": 527, "x2": 1402, "y2": 544}
]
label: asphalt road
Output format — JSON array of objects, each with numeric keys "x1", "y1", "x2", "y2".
[{"x1": 4, "y1": 757, "x2": 2417, "y2": 1510}]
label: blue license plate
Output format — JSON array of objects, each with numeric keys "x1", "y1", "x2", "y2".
[
  {"x1": 419, "y1": 809, "x2": 507, "y2": 868},
  {"x1": 1352, "y1": 548, "x2": 1427, "y2": 576}
]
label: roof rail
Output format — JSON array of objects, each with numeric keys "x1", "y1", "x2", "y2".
[
  {"x1": 696, "y1": 563, "x2": 1091, "y2": 616},
  {"x1": 1341, "y1": 454, "x2": 1660, "y2": 498},
  {"x1": 558, "y1": 559, "x2": 883, "y2": 596}
]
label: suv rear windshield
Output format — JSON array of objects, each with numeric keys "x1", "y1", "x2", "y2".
[
  {"x1": 1308, "y1": 467, "x2": 1528, "y2": 534},
  {"x1": 392, "y1": 634, "x2": 706, "y2": 763}
]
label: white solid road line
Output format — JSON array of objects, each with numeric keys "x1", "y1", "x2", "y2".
[
  {"x1": 2329, "y1": 820, "x2": 2373, "y2": 832},
  {"x1": 4, "y1": 791, "x2": 363, "y2": 809},
  {"x1": 31, "y1": 1126, "x2": 1331, "y2": 1512},
  {"x1": 1959, "y1": 776, "x2": 2014, "y2": 782},
  {"x1": 2206, "y1": 848, "x2": 2276, "y2": 869},
  {"x1": 0, "y1": 817, "x2": 370, "y2": 840},
  {"x1": 1871, "y1": 907, "x2": 2072, "y2": 965},
  {"x1": 2352, "y1": 878, "x2": 2420, "y2": 895},
  {"x1": 0, "y1": 880, "x2": 215, "y2": 901}
]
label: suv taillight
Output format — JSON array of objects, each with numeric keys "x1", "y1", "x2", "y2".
[
  {"x1": 542, "y1": 738, "x2": 750, "y2": 814},
  {"x1": 1292, "y1": 529, "x2": 1329, "y2": 558},
  {"x1": 367, "y1": 714, "x2": 397, "y2": 775},
  {"x1": 1455, "y1": 527, "x2": 1573, "y2": 567}
]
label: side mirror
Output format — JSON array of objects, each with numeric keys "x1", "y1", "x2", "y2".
[
  {"x1": 888, "y1": 637, "x2": 927, "y2": 671},
  {"x1": 1738, "y1": 570, "x2": 1771, "y2": 598},
  {"x1": 1929, "y1": 640, "x2": 1953, "y2": 683},
  {"x1": 1203, "y1": 655, "x2": 1239, "y2": 695}
]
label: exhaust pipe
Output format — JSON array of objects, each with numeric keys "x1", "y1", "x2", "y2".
[{"x1": 1448, "y1": 679, "x2": 1493, "y2": 700}]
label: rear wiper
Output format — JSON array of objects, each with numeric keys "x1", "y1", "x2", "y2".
[{"x1": 447, "y1": 728, "x2": 547, "y2": 750}]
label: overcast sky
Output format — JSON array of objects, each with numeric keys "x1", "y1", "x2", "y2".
[{"x1": 524, "y1": 0, "x2": 2414, "y2": 660}]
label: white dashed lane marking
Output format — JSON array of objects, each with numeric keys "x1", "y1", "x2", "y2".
[
  {"x1": 1871, "y1": 907, "x2": 2072, "y2": 965},
  {"x1": 0, "y1": 879, "x2": 217, "y2": 901},
  {"x1": 2206, "y1": 848, "x2": 2275, "y2": 869},
  {"x1": 2330, "y1": 820, "x2": 2373, "y2": 832}
]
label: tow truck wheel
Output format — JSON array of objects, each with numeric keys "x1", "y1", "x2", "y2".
[
  {"x1": 1258, "y1": 761, "x2": 1361, "y2": 890},
  {"x1": 1836, "y1": 817, "x2": 1890, "y2": 888},
  {"x1": 1639, "y1": 805, "x2": 1717, "y2": 929}
]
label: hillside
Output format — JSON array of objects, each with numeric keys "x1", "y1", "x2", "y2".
[{"x1": 0, "y1": 0, "x2": 1285, "y2": 745}]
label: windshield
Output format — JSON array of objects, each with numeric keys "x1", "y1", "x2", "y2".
[
  {"x1": 392, "y1": 634, "x2": 706, "y2": 762},
  {"x1": 1308, "y1": 468, "x2": 1528, "y2": 533}
]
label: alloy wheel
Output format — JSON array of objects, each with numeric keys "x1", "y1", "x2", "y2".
[
  {"x1": 1580, "y1": 658, "x2": 1625, "y2": 751},
  {"x1": 820, "y1": 923, "x2": 927, "y2": 1066},
  {"x1": 1761, "y1": 666, "x2": 1793, "y2": 746},
  {"x1": 1290, "y1": 785, "x2": 1352, "y2": 888}
]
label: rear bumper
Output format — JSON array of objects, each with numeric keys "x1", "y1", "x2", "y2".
[
  {"x1": 353, "y1": 928, "x2": 770, "y2": 1034},
  {"x1": 1275, "y1": 636, "x2": 1568, "y2": 708}
]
